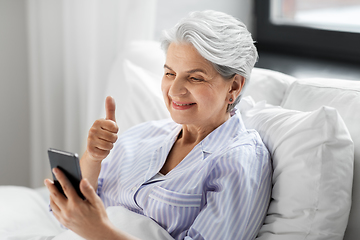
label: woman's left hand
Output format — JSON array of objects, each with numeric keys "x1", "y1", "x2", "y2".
[{"x1": 45, "y1": 168, "x2": 115, "y2": 240}]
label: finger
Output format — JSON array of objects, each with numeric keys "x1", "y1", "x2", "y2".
[
  {"x1": 44, "y1": 178, "x2": 65, "y2": 200},
  {"x1": 89, "y1": 120, "x2": 118, "y2": 139},
  {"x1": 45, "y1": 178, "x2": 67, "y2": 209},
  {"x1": 87, "y1": 136, "x2": 114, "y2": 153},
  {"x1": 105, "y1": 96, "x2": 116, "y2": 122},
  {"x1": 94, "y1": 140, "x2": 114, "y2": 151},
  {"x1": 98, "y1": 127, "x2": 118, "y2": 141},
  {"x1": 44, "y1": 178, "x2": 54, "y2": 188},
  {"x1": 49, "y1": 196, "x2": 68, "y2": 228},
  {"x1": 79, "y1": 178, "x2": 101, "y2": 206},
  {"x1": 101, "y1": 121, "x2": 119, "y2": 134},
  {"x1": 49, "y1": 195, "x2": 61, "y2": 215},
  {"x1": 53, "y1": 168, "x2": 79, "y2": 201}
]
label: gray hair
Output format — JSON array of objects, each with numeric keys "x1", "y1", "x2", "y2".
[{"x1": 161, "y1": 10, "x2": 258, "y2": 112}]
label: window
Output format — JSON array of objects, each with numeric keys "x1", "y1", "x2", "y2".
[
  {"x1": 271, "y1": 0, "x2": 360, "y2": 33},
  {"x1": 255, "y1": 0, "x2": 360, "y2": 62}
]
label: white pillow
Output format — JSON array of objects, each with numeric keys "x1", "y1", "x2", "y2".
[
  {"x1": 281, "y1": 78, "x2": 360, "y2": 155},
  {"x1": 238, "y1": 97, "x2": 354, "y2": 240},
  {"x1": 104, "y1": 59, "x2": 169, "y2": 135},
  {"x1": 244, "y1": 68, "x2": 296, "y2": 106},
  {"x1": 281, "y1": 78, "x2": 360, "y2": 239},
  {"x1": 125, "y1": 40, "x2": 165, "y2": 77}
]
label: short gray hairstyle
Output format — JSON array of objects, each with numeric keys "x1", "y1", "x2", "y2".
[{"x1": 161, "y1": 10, "x2": 258, "y2": 112}]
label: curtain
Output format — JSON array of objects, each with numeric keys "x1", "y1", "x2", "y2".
[{"x1": 27, "y1": 0, "x2": 157, "y2": 188}]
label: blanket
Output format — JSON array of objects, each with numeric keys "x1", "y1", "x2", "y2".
[{"x1": 0, "y1": 186, "x2": 173, "y2": 240}]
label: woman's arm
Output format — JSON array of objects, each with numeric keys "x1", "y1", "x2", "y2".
[
  {"x1": 80, "y1": 150, "x2": 103, "y2": 191},
  {"x1": 80, "y1": 96, "x2": 119, "y2": 190}
]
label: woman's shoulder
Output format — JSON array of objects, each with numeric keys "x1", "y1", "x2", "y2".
[
  {"x1": 206, "y1": 121, "x2": 271, "y2": 177},
  {"x1": 213, "y1": 110, "x2": 268, "y2": 154}
]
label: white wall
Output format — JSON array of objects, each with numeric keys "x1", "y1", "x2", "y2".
[
  {"x1": 154, "y1": 0, "x2": 254, "y2": 40},
  {"x1": 0, "y1": 0, "x2": 30, "y2": 186},
  {"x1": 0, "y1": 0, "x2": 253, "y2": 188}
]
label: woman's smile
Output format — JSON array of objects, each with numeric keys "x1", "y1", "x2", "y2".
[{"x1": 171, "y1": 101, "x2": 196, "y2": 110}]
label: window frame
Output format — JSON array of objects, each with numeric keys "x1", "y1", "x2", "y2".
[{"x1": 254, "y1": 0, "x2": 360, "y2": 62}]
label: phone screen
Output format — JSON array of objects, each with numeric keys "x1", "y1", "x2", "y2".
[{"x1": 48, "y1": 148, "x2": 85, "y2": 200}]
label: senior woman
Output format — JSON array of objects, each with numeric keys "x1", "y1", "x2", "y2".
[{"x1": 45, "y1": 10, "x2": 272, "y2": 240}]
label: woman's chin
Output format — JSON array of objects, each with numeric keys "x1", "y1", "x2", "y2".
[{"x1": 169, "y1": 113, "x2": 194, "y2": 125}]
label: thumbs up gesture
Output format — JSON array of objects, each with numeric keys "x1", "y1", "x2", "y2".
[{"x1": 86, "y1": 96, "x2": 119, "y2": 162}]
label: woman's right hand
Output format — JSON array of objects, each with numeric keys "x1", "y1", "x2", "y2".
[{"x1": 86, "y1": 96, "x2": 119, "y2": 163}]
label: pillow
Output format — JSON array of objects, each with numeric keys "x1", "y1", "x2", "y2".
[
  {"x1": 238, "y1": 97, "x2": 354, "y2": 240},
  {"x1": 125, "y1": 40, "x2": 165, "y2": 77},
  {"x1": 243, "y1": 68, "x2": 296, "y2": 106},
  {"x1": 104, "y1": 59, "x2": 169, "y2": 135},
  {"x1": 281, "y1": 78, "x2": 360, "y2": 239}
]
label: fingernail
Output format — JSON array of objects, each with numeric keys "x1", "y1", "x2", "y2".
[
  {"x1": 44, "y1": 179, "x2": 53, "y2": 187},
  {"x1": 52, "y1": 168, "x2": 58, "y2": 175}
]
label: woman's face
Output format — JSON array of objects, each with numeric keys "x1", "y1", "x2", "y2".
[{"x1": 161, "y1": 43, "x2": 236, "y2": 130}]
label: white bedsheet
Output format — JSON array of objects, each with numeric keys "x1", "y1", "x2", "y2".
[
  {"x1": 0, "y1": 186, "x2": 62, "y2": 240},
  {"x1": 0, "y1": 186, "x2": 173, "y2": 240}
]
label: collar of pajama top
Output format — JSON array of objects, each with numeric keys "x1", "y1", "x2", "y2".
[{"x1": 97, "y1": 109, "x2": 272, "y2": 240}]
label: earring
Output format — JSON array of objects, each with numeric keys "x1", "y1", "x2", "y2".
[{"x1": 229, "y1": 98, "x2": 233, "y2": 103}]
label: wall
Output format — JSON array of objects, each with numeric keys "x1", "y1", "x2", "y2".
[
  {"x1": 154, "y1": 0, "x2": 254, "y2": 40},
  {"x1": 0, "y1": 0, "x2": 30, "y2": 186}
]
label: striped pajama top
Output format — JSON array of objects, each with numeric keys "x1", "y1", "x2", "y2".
[{"x1": 97, "y1": 110, "x2": 272, "y2": 240}]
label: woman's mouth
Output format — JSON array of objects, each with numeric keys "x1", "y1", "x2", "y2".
[{"x1": 172, "y1": 101, "x2": 196, "y2": 110}]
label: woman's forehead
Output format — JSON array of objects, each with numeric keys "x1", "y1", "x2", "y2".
[{"x1": 165, "y1": 43, "x2": 216, "y2": 75}]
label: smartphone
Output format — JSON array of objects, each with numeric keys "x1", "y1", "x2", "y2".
[{"x1": 48, "y1": 148, "x2": 85, "y2": 200}]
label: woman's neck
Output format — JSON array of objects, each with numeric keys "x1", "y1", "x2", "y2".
[{"x1": 179, "y1": 112, "x2": 231, "y2": 146}]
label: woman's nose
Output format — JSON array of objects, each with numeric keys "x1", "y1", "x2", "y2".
[{"x1": 169, "y1": 77, "x2": 187, "y2": 97}]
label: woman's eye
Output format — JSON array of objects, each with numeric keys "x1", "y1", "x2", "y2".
[
  {"x1": 190, "y1": 77, "x2": 204, "y2": 82},
  {"x1": 165, "y1": 72, "x2": 175, "y2": 77}
]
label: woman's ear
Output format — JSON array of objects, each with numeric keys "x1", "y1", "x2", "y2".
[{"x1": 229, "y1": 74, "x2": 245, "y2": 99}]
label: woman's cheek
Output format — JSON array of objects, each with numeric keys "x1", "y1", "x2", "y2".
[{"x1": 161, "y1": 78, "x2": 170, "y2": 107}]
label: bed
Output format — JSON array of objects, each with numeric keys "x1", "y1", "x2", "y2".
[{"x1": 0, "y1": 41, "x2": 359, "y2": 240}]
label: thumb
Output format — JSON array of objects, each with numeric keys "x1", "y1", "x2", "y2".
[{"x1": 105, "y1": 96, "x2": 116, "y2": 122}]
